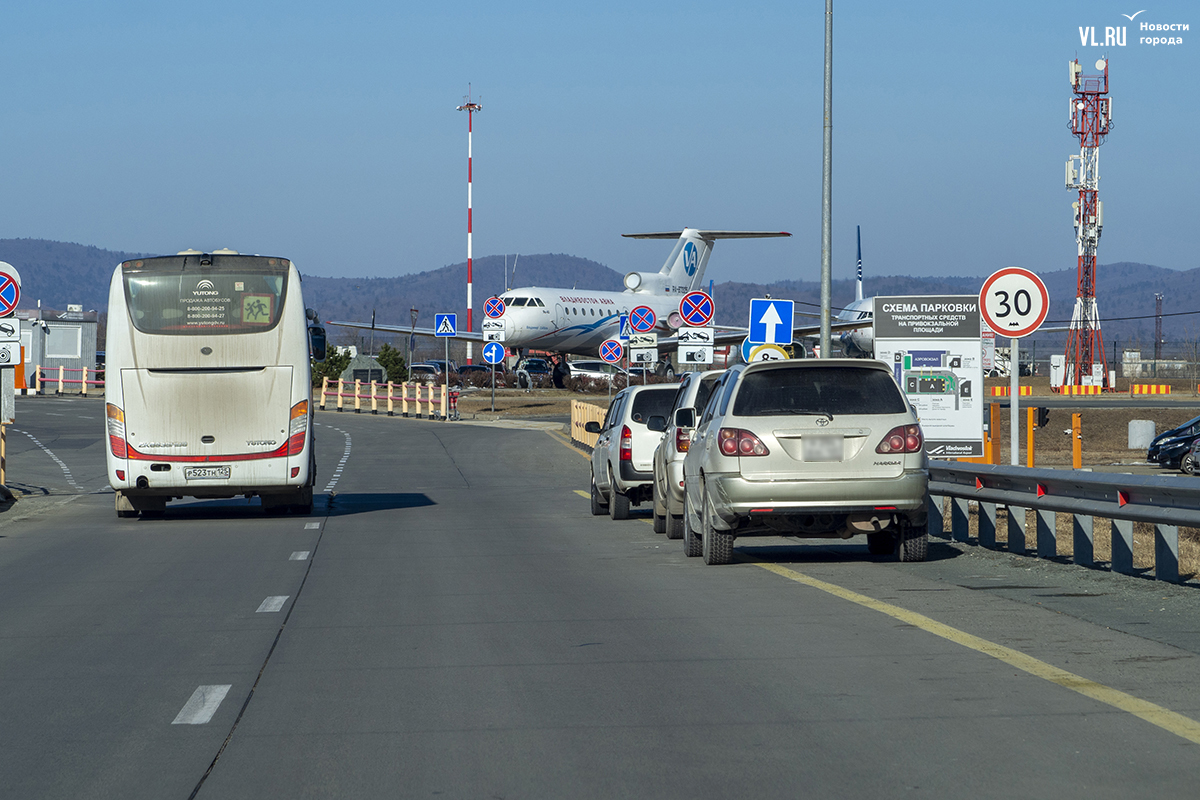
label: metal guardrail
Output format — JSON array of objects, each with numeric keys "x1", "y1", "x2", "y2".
[{"x1": 928, "y1": 460, "x2": 1199, "y2": 583}]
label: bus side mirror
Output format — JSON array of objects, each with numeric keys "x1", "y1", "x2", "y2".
[
  {"x1": 674, "y1": 407, "x2": 696, "y2": 429},
  {"x1": 309, "y1": 326, "x2": 327, "y2": 362}
]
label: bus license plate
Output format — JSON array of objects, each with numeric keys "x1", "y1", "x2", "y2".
[
  {"x1": 802, "y1": 436, "x2": 843, "y2": 462},
  {"x1": 184, "y1": 466, "x2": 231, "y2": 480}
]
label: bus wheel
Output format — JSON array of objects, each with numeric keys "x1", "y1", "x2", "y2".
[{"x1": 292, "y1": 486, "x2": 314, "y2": 515}]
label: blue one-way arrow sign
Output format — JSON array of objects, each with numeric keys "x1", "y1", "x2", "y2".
[{"x1": 748, "y1": 298, "x2": 794, "y2": 345}]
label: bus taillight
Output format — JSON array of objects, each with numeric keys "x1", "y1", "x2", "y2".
[
  {"x1": 106, "y1": 404, "x2": 128, "y2": 459},
  {"x1": 287, "y1": 400, "x2": 308, "y2": 456}
]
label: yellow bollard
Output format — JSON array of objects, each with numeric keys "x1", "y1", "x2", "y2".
[
  {"x1": 401, "y1": 383, "x2": 409, "y2": 416},
  {"x1": 336, "y1": 378, "x2": 345, "y2": 411},
  {"x1": 81, "y1": 368, "x2": 88, "y2": 396},
  {"x1": 415, "y1": 383, "x2": 423, "y2": 418},
  {"x1": 320, "y1": 376, "x2": 329, "y2": 410},
  {"x1": 1080, "y1": 412, "x2": 1089, "y2": 470},
  {"x1": 1026, "y1": 406, "x2": 1035, "y2": 468},
  {"x1": 370, "y1": 380, "x2": 378, "y2": 415},
  {"x1": 58, "y1": 365, "x2": 65, "y2": 395},
  {"x1": 354, "y1": 379, "x2": 362, "y2": 413},
  {"x1": 386, "y1": 381, "x2": 394, "y2": 416},
  {"x1": 35, "y1": 365, "x2": 41, "y2": 395}
]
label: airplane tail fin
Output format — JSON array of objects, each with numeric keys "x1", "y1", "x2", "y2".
[
  {"x1": 855, "y1": 226, "x2": 863, "y2": 302},
  {"x1": 622, "y1": 229, "x2": 790, "y2": 292}
]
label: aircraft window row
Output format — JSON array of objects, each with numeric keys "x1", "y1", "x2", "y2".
[
  {"x1": 503, "y1": 297, "x2": 545, "y2": 308},
  {"x1": 570, "y1": 307, "x2": 599, "y2": 317}
]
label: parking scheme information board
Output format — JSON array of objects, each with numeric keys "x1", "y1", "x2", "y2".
[{"x1": 873, "y1": 295, "x2": 984, "y2": 458}]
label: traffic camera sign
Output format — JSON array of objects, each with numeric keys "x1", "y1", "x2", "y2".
[{"x1": 979, "y1": 267, "x2": 1049, "y2": 338}]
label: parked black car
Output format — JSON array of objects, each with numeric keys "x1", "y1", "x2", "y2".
[{"x1": 1147, "y1": 414, "x2": 1200, "y2": 469}]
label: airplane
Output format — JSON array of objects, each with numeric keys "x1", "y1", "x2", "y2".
[{"x1": 327, "y1": 228, "x2": 873, "y2": 361}]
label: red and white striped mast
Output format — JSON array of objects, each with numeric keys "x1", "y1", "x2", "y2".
[{"x1": 457, "y1": 87, "x2": 482, "y2": 364}]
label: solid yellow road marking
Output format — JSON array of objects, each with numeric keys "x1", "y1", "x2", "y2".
[
  {"x1": 755, "y1": 561, "x2": 1200, "y2": 745},
  {"x1": 573, "y1": 490, "x2": 590, "y2": 499},
  {"x1": 546, "y1": 429, "x2": 589, "y2": 460}
]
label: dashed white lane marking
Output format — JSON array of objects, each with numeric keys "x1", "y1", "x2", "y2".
[
  {"x1": 172, "y1": 685, "x2": 232, "y2": 725},
  {"x1": 14, "y1": 430, "x2": 81, "y2": 490},
  {"x1": 256, "y1": 596, "x2": 289, "y2": 613},
  {"x1": 77, "y1": 415, "x2": 94, "y2": 420},
  {"x1": 289, "y1": 551, "x2": 310, "y2": 561},
  {"x1": 304, "y1": 522, "x2": 320, "y2": 530},
  {"x1": 316, "y1": 423, "x2": 351, "y2": 493},
  {"x1": 45, "y1": 413, "x2": 64, "y2": 417}
]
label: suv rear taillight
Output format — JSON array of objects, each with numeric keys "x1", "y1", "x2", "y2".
[
  {"x1": 718, "y1": 428, "x2": 770, "y2": 457},
  {"x1": 288, "y1": 400, "x2": 309, "y2": 456},
  {"x1": 876, "y1": 424, "x2": 923, "y2": 454},
  {"x1": 106, "y1": 403, "x2": 127, "y2": 459},
  {"x1": 619, "y1": 424, "x2": 633, "y2": 461},
  {"x1": 675, "y1": 426, "x2": 691, "y2": 453}
]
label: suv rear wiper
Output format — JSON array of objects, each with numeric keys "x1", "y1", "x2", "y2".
[{"x1": 785, "y1": 409, "x2": 835, "y2": 422}]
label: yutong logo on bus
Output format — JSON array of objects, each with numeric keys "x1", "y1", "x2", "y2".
[
  {"x1": 194, "y1": 279, "x2": 219, "y2": 295},
  {"x1": 247, "y1": 440, "x2": 278, "y2": 447}
]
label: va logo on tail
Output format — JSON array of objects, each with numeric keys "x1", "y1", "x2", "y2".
[{"x1": 683, "y1": 242, "x2": 699, "y2": 277}]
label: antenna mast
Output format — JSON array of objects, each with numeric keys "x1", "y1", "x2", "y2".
[
  {"x1": 457, "y1": 86, "x2": 482, "y2": 364},
  {"x1": 1063, "y1": 58, "x2": 1113, "y2": 389}
]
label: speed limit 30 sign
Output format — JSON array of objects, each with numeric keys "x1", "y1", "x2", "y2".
[{"x1": 979, "y1": 267, "x2": 1049, "y2": 338}]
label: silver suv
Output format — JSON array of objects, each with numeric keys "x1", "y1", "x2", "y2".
[
  {"x1": 586, "y1": 385, "x2": 679, "y2": 520},
  {"x1": 682, "y1": 359, "x2": 929, "y2": 564},
  {"x1": 649, "y1": 370, "x2": 725, "y2": 547}
]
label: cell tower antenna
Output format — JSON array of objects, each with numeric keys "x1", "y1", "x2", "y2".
[
  {"x1": 457, "y1": 85, "x2": 482, "y2": 363},
  {"x1": 1062, "y1": 56, "x2": 1113, "y2": 389}
]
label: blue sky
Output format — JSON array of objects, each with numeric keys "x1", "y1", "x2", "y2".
[{"x1": 0, "y1": 1, "x2": 1195, "y2": 286}]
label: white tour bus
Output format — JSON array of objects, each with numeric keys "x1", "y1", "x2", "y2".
[{"x1": 105, "y1": 249, "x2": 325, "y2": 517}]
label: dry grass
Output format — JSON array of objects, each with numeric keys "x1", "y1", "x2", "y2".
[{"x1": 935, "y1": 498, "x2": 1200, "y2": 580}]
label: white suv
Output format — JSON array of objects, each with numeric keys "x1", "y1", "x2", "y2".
[
  {"x1": 586, "y1": 385, "x2": 679, "y2": 520},
  {"x1": 649, "y1": 370, "x2": 724, "y2": 546}
]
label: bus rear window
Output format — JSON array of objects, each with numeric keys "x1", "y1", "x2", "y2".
[{"x1": 122, "y1": 257, "x2": 289, "y2": 335}]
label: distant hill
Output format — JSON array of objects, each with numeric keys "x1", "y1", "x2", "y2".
[
  {"x1": 2, "y1": 238, "x2": 1197, "y2": 353},
  {"x1": 0, "y1": 239, "x2": 149, "y2": 312}
]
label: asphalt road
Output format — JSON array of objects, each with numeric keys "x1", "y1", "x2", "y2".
[{"x1": 4, "y1": 395, "x2": 1200, "y2": 798}]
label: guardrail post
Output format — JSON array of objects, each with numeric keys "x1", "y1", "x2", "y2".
[
  {"x1": 57, "y1": 365, "x2": 64, "y2": 395},
  {"x1": 1111, "y1": 519, "x2": 1135, "y2": 575},
  {"x1": 415, "y1": 384, "x2": 423, "y2": 418},
  {"x1": 1073, "y1": 514, "x2": 1094, "y2": 566},
  {"x1": 401, "y1": 383, "x2": 409, "y2": 417},
  {"x1": 319, "y1": 376, "x2": 328, "y2": 410},
  {"x1": 370, "y1": 380, "x2": 378, "y2": 415},
  {"x1": 34, "y1": 365, "x2": 41, "y2": 395},
  {"x1": 354, "y1": 379, "x2": 362, "y2": 413},
  {"x1": 81, "y1": 368, "x2": 88, "y2": 396},
  {"x1": 386, "y1": 382, "x2": 394, "y2": 416},
  {"x1": 927, "y1": 494, "x2": 945, "y2": 539},
  {"x1": 979, "y1": 502, "x2": 997, "y2": 549},
  {"x1": 336, "y1": 379, "x2": 344, "y2": 411},
  {"x1": 1036, "y1": 509, "x2": 1056, "y2": 558},
  {"x1": 951, "y1": 497, "x2": 970, "y2": 542},
  {"x1": 1007, "y1": 505, "x2": 1027, "y2": 555},
  {"x1": 440, "y1": 385, "x2": 448, "y2": 421},
  {"x1": 1155, "y1": 524, "x2": 1180, "y2": 583}
]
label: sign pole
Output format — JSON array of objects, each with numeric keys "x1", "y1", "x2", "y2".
[
  {"x1": 491, "y1": 364, "x2": 495, "y2": 412},
  {"x1": 1010, "y1": 336, "x2": 1019, "y2": 466}
]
